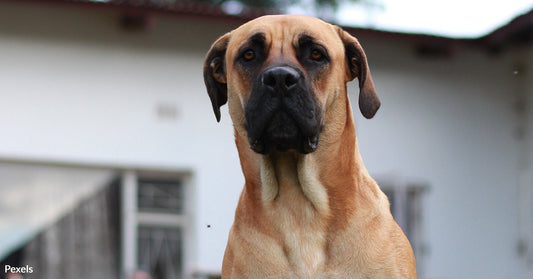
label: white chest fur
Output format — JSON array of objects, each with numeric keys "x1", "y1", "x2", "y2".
[{"x1": 260, "y1": 154, "x2": 330, "y2": 278}]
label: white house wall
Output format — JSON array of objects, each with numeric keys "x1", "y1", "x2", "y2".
[
  {"x1": 356, "y1": 40, "x2": 525, "y2": 278},
  {"x1": 0, "y1": 2, "x2": 244, "y2": 275},
  {"x1": 521, "y1": 43, "x2": 533, "y2": 279},
  {"x1": 0, "y1": 2, "x2": 531, "y2": 278}
]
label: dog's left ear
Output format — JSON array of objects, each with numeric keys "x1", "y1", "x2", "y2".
[
  {"x1": 337, "y1": 27, "x2": 380, "y2": 119},
  {"x1": 203, "y1": 32, "x2": 231, "y2": 122}
]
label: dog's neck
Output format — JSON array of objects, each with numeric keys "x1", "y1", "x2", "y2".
[
  {"x1": 259, "y1": 150, "x2": 331, "y2": 216},
  {"x1": 235, "y1": 96, "x2": 372, "y2": 221}
]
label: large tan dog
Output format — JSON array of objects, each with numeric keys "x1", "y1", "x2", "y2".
[{"x1": 203, "y1": 15, "x2": 416, "y2": 278}]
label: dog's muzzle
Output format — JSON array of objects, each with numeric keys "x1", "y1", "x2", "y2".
[{"x1": 244, "y1": 65, "x2": 323, "y2": 154}]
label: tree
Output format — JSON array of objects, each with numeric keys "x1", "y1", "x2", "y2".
[
  {"x1": 145, "y1": 0, "x2": 371, "y2": 12},
  {"x1": 91, "y1": 0, "x2": 379, "y2": 22},
  {"x1": 198, "y1": 0, "x2": 377, "y2": 21},
  {"x1": 207, "y1": 0, "x2": 366, "y2": 10}
]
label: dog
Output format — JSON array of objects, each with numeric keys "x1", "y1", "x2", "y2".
[{"x1": 203, "y1": 15, "x2": 416, "y2": 278}]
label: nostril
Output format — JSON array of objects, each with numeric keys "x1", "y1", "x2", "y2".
[
  {"x1": 262, "y1": 72, "x2": 277, "y2": 88},
  {"x1": 284, "y1": 73, "x2": 298, "y2": 88}
]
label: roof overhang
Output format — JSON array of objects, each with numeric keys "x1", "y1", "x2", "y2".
[{"x1": 3, "y1": 0, "x2": 532, "y2": 52}]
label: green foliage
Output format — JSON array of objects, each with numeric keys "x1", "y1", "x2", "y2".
[
  {"x1": 93, "y1": 0, "x2": 373, "y2": 13},
  {"x1": 171, "y1": 0, "x2": 364, "y2": 11},
  {"x1": 234, "y1": 0, "x2": 362, "y2": 10}
]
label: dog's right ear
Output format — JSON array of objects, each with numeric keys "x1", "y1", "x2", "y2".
[{"x1": 203, "y1": 32, "x2": 231, "y2": 122}]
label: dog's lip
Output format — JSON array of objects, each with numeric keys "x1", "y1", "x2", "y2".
[
  {"x1": 246, "y1": 109, "x2": 321, "y2": 155},
  {"x1": 304, "y1": 134, "x2": 319, "y2": 152},
  {"x1": 248, "y1": 133, "x2": 319, "y2": 154},
  {"x1": 244, "y1": 69, "x2": 322, "y2": 154}
]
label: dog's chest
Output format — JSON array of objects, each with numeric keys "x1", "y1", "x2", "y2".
[
  {"x1": 257, "y1": 155, "x2": 332, "y2": 277},
  {"x1": 265, "y1": 186, "x2": 328, "y2": 278}
]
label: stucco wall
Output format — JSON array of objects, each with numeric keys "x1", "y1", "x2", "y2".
[
  {"x1": 357, "y1": 39, "x2": 526, "y2": 278},
  {"x1": 0, "y1": 2, "x2": 244, "y2": 275}
]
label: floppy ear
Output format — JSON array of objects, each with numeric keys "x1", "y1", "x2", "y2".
[
  {"x1": 203, "y1": 32, "x2": 231, "y2": 122},
  {"x1": 337, "y1": 27, "x2": 380, "y2": 119}
]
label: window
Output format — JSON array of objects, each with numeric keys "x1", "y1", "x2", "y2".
[
  {"x1": 138, "y1": 177, "x2": 185, "y2": 214},
  {"x1": 138, "y1": 226, "x2": 183, "y2": 279},
  {"x1": 379, "y1": 177, "x2": 428, "y2": 276},
  {"x1": 121, "y1": 170, "x2": 192, "y2": 279}
]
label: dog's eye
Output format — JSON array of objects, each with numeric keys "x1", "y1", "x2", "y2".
[
  {"x1": 310, "y1": 49, "x2": 324, "y2": 61},
  {"x1": 243, "y1": 50, "x2": 255, "y2": 61}
]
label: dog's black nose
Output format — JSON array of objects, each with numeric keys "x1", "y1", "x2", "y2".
[{"x1": 261, "y1": 66, "x2": 300, "y2": 91}]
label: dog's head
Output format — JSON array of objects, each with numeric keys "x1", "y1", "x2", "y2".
[{"x1": 204, "y1": 15, "x2": 379, "y2": 155}]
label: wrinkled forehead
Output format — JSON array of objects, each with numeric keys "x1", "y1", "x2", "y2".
[{"x1": 226, "y1": 15, "x2": 344, "y2": 58}]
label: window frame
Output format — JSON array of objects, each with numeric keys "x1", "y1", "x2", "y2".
[
  {"x1": 377, "y1": 175, "x2": 428, "y2": 277},
  {"x1": 120, "y1": 169, "x2": 194, "y2": 279}
]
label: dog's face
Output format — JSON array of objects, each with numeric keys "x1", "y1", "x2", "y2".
[{"x1": 204, "y1": 15, "x2": 379, "y2": 155}]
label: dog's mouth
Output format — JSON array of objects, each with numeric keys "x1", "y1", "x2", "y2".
[
  {"x1": 247, "y1": 109, "x2": 321, "y2": 154},
  {"x1": 244, "y1": 65, "x2": 323, "y2": 155}
]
